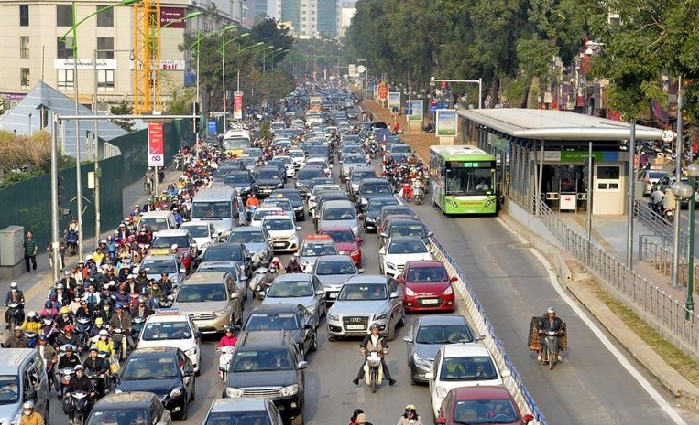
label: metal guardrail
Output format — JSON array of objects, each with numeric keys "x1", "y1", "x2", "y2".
[
  {"x1": 634, "y1": 200, "x2": 689, "y2": 256},
  {"x1": 428, "y1": 231, "x2": 548, "y2": 425},
  {"x1": 531, "y1": 195, "x2": 699, "y2": 360},
  {"x1": 639, "y1": 234, "x2": 699, "y2": 289}
]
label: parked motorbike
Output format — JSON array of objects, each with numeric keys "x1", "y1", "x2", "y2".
[
  {"x1": 6, "y1": 303, "x2": 25, "y2": 331},
  {"x1": 539, "y1": 330, "x2": 562, "y2": 370},
  {"x1": 217, "y1": 345, "x2": 235, "y2": 381},
  {"x1": 363, "y1": 350, "x2": 384, "y2": 393}
]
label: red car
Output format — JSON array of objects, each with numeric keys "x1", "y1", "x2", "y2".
[
  {"x1": 398, "y1": 261, "x2": 457, "y2": 313},
  {"x1": 319, "y1": 227, "x2": 363, "y2": 267},
  {"x1": 436, "y1": 386, "x2": 533, "y2": 425}
]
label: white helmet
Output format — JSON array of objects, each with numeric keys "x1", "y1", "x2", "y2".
[
  {"x1": 22, "y1": 401, "x2": 34, "y2": 410},
  {"x1": 10, "y1": 282, "x2": 17, "y2": 289},
  {"x1": 171, "y1": 244, "x2": 178, "y2": 250},
  {"x1": 99, "y1": 329, "x2": 109, "y2": 337}
]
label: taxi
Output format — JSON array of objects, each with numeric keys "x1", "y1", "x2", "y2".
[
  {"x1": 136, "y1": 308, "x2": 202, "y2": 374},
  {"x1": 298, "y1": 234, "x2": 338, "y2": 272}
]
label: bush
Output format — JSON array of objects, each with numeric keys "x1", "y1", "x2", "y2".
[{"x1": 0, "y1": 131, "x2": 74, "y2": 188}]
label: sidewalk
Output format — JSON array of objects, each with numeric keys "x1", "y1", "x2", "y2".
[{"x1": 557, "y1": 210, "x2": 687, "y2": 301}]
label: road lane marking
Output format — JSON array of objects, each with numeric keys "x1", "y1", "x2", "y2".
[{"x1": 498, "y1": 218, "x2": 689, "y2": 425}]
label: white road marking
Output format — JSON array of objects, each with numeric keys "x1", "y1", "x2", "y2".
[{"x1": 498, "y1": 218, "x2": 689, "y2": 425}]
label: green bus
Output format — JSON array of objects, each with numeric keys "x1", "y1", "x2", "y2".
[{"x1": 429, "y1": 145, "x2": 498, "y2": 215}]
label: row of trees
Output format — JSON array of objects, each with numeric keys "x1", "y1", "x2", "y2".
[{"x1": 344, "y1": 0, "x2": 699, "y2": 124}]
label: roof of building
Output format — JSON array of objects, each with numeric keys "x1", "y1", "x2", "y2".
[
  {"x1": 0, "y1": 81, "x2": 127, "y2": 157},
  {"x1": 457, "y1": 108, "x2": 667, "y2": 141}
]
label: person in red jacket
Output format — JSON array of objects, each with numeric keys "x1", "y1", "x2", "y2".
[{"x1": 218, "y1": 326, "x2": 238, "y2": 347}]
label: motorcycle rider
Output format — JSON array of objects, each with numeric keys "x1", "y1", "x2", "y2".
[
  {"x1": 5, "y1": 281, "x2": 26, "y2": 328},
  {"x1": 19, "y1": 401, "x2": 44, "y2": 425},
  {"x1": 157, "y1": 273, "x2": 173, "y2": 295},
  {"x1": 537, "y1": 307, "x2": 565, "y2": 362},
  {"x1": 21, "y1": 311, "x2": 41, "y2": 333},
  {"x1": 64, "y1": 365, "x2": 94, "y2": 423},
  {"x1": 352, "y1": 324, "x2": 396, "y2": 386},
  {"x1": 218, "y1": 326, "x2": 238, "y2": 348},
  {"x1": 84, "y1": 347, "x2": 109, "y2": 397},
  {"x1": 94, "y1": 329, "x2": 115, "y2": 356},
  {"x1": 55, "y1": 325, "x2": 80, "y2": 348},
  {"x1": 58, "y1": 345, "x2": 81, "y2": 369},
  {"x1": 56, "y1": 307, "x2": 74, "y2": 329},
  {"x1": 37, "y1": 335, "x2": 58, "y2": 390},
  {"x1": 132, "y1": 296, "x2": 151, "y2": 319},
  {"x1": 6, "y1": 327, "x2": 29, "y2": 347},
  {"x1": 285, "y1": 254, "x2": 303, "y2": 273},
  {"x1": 396, "y1": 405, "x2": 423, "y2": 425}
]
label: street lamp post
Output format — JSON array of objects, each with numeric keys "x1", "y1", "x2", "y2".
[
  {"x1": 357, "y1": 58, "x2": 367, "y2": 100},
  {"x1": 261, "y1": 46, "x2": 275, "y2": 73},
  {"x1": 673, "y1": 164, "x2": 699, "y2": 319},
  {"x1": 219, "y1": 33, "x2": 252, "y2": 132}
]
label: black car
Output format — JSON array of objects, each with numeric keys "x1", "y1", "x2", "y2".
[
  {"x1": 201, "y1": 242, "x2": 251, "y2": 279},
  {"x1": 364, "y1": 196, "x2": 401, "y2": 232},
  {"x1": 309, "y1": 144, "x2": 333, "y2": 164},
  {"x1": 380, "y1": 217, "x2": 433, "y2": 248},
  {"x1": 86, "y1": 392, "x2": 172, "y2": 425},
  {"x1": 116, "y1": 347, "x2": 195, "y2": 420},
  {"x1": 224, "y1": 331, "x2": 308, "y2": 424},
  {"x1": 243, "y1": 304, "x2": 318, "y2": 356},
  {"x1": 356, "y1": 178, "x2": 394, "y2": 212},
  {"x1": 266, "y1": 160, "x2": 288, "y2": 184},
  {"x1": 255, "y1": 167, "x2": 284, "y2": 197},
  {"x1": 269, "y1": 189, "x2": 306, "y2": 221},
  {"x1": 295, "y1": 167, "x2": 326, "y2": 197}
]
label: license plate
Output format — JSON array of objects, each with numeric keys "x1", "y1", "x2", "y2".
[
  {"x1": 422, "y1": 299, "x2": 440, "y2": 305},
  {"x1": 273, "y1": 242, "x2": 286, "y2": 247},
  {"x1": 327, "y1": 293, "x2": 337, "y2": 299},
  {"x1": 346, "y1": 325, "x2": 365, "y2": 330}
]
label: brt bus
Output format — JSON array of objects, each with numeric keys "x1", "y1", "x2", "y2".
[
  {"x1": 429, "y1": 145, "x2": 498, "y2": 215},
  {"x1": 222, "y1": 129, "x2": 251, "y2": 156}
]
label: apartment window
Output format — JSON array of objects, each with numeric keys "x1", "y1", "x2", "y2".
[
  {"x1": 96, "y1": 6, "x2": 114, "y2": 27},
  {"x1": 57, "y1": 69, "x2": 74, "y2": 90},
  {"x1": 20, "y1": 37, "x2": 29, "y2": 59},
  {"x1": 96, "y1": 37, "x2": 114, "y2": 59},
  {"x1": 97, "y1": 69, "x2": 115, "y2": 91},
  {"x1": 57, "y1": 5, "x2": 73, "y2": 27},
  {"x1": 20, "y1": 68, "x2": 30, "y2": 89},
  {"x1": 19, "y1": 5, "x2": 29, "y2": 26},
  {"x1": 57, "y1": 38, "x2": 73, "y2": 59}
]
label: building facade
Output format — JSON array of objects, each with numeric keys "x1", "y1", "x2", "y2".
[{"x1": 275, "y1": 0, "x2": 340, "y2": 38}]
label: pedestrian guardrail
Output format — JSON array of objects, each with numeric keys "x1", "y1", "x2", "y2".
[
  {"x1": 640, "y1": 234, "x2": 699, "y2": 289},
  {"x1": 529, "y1": 195, "x2": 699, "y2": 361},
  {"x1": 634, "y1": 200, "x2": 689, "y2": 255},
  {"x1": 426, "y1": 231, "x2": 549, "y2": 425}
]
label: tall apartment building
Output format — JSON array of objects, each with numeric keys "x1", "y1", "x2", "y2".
[
  {"x1": 274, "y1": 0, "x2": 340, "y2": 38},
  {"x1": 0, "y1": 0, "x2": 245, "y2": 111}
]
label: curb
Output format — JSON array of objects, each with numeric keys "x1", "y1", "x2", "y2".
[{"x1": 499, "y1": 213, "x2": 699, "y2": 411}]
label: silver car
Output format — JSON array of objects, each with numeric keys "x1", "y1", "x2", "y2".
[
  {"x1": 317, "y1": 200, "x2": 359, "y2": 237},
  {"x1": 262, "y1": 273, "x2": 327, "y2": 318},
  {"x1": 402, "y1": 315, "x2": 476, "y2": 384},
  {"x1": 311, "y1": 254, "x2": 360, "y2": 304},
  {"x1": 340, "y1": 154, "x2": 368, "y2": 183},
  {"x1": 227, "y1": 227, "x2": 273, "y2": 264},
  {"x1": 326, "y1": 274, "x2": 404, "y2": 341}
]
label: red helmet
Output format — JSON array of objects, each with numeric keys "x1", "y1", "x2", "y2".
[
  {"x1": 63, "y1": 325, "x2": 73, "y2": 333},
  {"x1": 127, "y1": 235, "x2": 136, "y2": 242}
]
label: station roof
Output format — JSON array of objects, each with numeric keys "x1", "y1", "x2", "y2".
[{"x1": 457, "y1": 109, "x2": 667, "y2": 141}]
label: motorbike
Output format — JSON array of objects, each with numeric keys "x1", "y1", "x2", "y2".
[
  {"x1": 67, "y1": 390, "x2": 92, "y2": 425},
  {"x1": 250, "y1": 251, "x2": 270, "y2": 271},
  {"x1": 5, "y1": 303, "x2": 25, "y2": 331},
  {"x1": 648, "y1": 199, "x2": 663, "y2": 216},
  {"x1": 74, "y1": 317, "x2": 94, "y2": 353},
  {"x1": 131, "y1": 317, "x2": 146, "y2": 340},
  {"x1": 249, "y1": 267, "x2": 278, "y2": 300},
  {"x1": 369, "y1": 143, "x2": 378, "y2": 159},
  {"x1": 363, "y1": 350, "x2": 384, "y2": 393},
  {"x1": 412, "y1": 180, "x2": 424, "y2": 205},
  {"x1": 58, "y1": 367, "x2": 75, "y2": 399},
  {"x1": 25, "y1": 331, "x2": 38, "y2": 348},
  {"x1": 246, "y1": 206, "x2": 258, "y2": 223},
  {"x1": 217, "y1": 345, "x2": 236, "y2": 380},
  {"x1": 399, "y1": 182, "x2": 413, "y2": 202},
  {"x1": 112, "y1": 328, "x2": 128, "y2": 361},
  {"x1": 539, "y1": 330, "x2": 562, "y2": 370},
  {"x1": 65, "y1": 230, "x2": 79, "y2": 256},
  {"x1": 664, "y1": 208, "x2": 675, "y2": 222}
]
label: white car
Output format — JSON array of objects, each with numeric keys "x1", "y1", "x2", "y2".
[
  {"x1": 179, "y1": 221, "x2": 219, "y2": 254},
  {"x1": 273, "y1": 155, "x2": 296, "y2": 178},
  {"x1": 262, "y1": 214, "x2": 301, "y2": 252},
  {"x1": 250, "y1": 207, "x2": 283, "y2": 227},
  {"x1": 378, "y1": 236, "x2": 434, "y2": 278},
  {"x1": 306, "y1": 157, "x2": 331, "y2": 176},
  {"x1": 426, "y1": 344, "x2": 511, "y2": 418},
  {"x1": 289, "y1": 149, "x2": 306, "y2": 168},
  {"x1": 137, "y1": 310, "x2": 202, "y2": 373},
  {"x1": 308, "y1": 184, "x2": 342, "y2": 212}
]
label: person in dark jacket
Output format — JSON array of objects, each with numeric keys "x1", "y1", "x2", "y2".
[
  {"x1": 64, "y1": 365, "x2": 94, "y2": 420},
  {"x1": 352, "y1": 324, "x2": 395, "y2": 386},
  {"x1": 5, "y1": 328, "x2": 29, "y2": 347},
  {"x1": 537, "y1": 307, "x2": 565, "y2": 362},
  {"x1": 5, "y1": 282, "x2": 26, "y2": 327}
]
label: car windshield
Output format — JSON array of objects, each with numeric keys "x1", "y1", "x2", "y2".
[
  {"x1": 408, "y1": 266, "x2": 447, "y2": 282},
  {"x1": 229, "y1": 231, "x2": 265, "y2": 243},
  {"x1": 253, "y1": 210, "x2": 279, "y2": 221},
  {"x1": 176, "y1": 283, "x2": 227, "y2": 302},
  {"x1": 362, "y1": 183, "x2": 392, "y2": 195},
  {"x1": 440, "y1": 356, "x2": 498, "y2": 381},
  {"x1": 315, "y1": 260, "x2": 356, "y2": 275},
  {"x1": 256, "y1": 169, "x2": 280, "y2": 180},
  {"x1": 204, "y1": 411, "x2": 270, "y2": 425},
  {"x1": 452, "y1": 399, "x2": 518, "y2": 424},
  {"x1": 246, "y1": 313, "x2": 300, "y2": 331},
  {"x1": 268, "y1": 281, "x2": 314, "y2": 297},
  {"x1": 345, "y1": 155, "x2": 365, "y2": 164},
  {"x1": 232, "y1": 348, "x2": 294, "y2": 372},
  {"x1": 182, "y1": 226, "x2": 209, "y2": 238},
  {"x1": 388, "y1": 225, "x2": 425, "y2": 239},
  {"x1": 321, "y1": 229, "x2": 355, "y2": 243},
  {"x1": 151, "y1": 236, "x2": 190, "y2": 249},
  {"x1": 224, "y1": 174, "x2": 252, "y2": 185},
  {"x1": 300, "y1": 242, "x2": 337, "y2": 257},
  {"x1": 382, "y1": 207, "x2": 413, "y2": 218},
  {"x1": 122, "y1": 356, "x2": 180, "y2": 379},
  {"x1": 297, "y1": 169, "x2": 324, "y2": 180},
  {"x1": 140, "y1": 260, "x2": 176, "y2": 274},
  {"x1": 202, "y1": 247, "x2": 243, "y2": 261},
  {"x1": 139, "y1": 218, "x2": 169, "y2": 232},
  {"x1": 337, "y1": 283, "x2": 386, "y2": 301},
  {"x1": 141, "y1": 321, "x2": 192, "y2": 341},
  {"x1": 352, "y1": 171, "x2": 376, "y2": 181},
  {"x1": 192, "y1": 201, "x2": 233, "y2": 219},
  {"x1": 388, "y1": 240, "x2": 427, "y2": 254},
  {"x1": 0, "y1": 376, "x2": 19, "y2": 404},
  {"x1": 86, "y1": 409, "x2": 150, "y2": 425},
  {"x1": 368, "y1": 200, "x2": 398, "y2": 213},
  {"x1": 416, "y1": 325, "x2": 473, "y2": 344},
  {"x1": 263, "y1": 200, "x2": 291, "y2": 210},
  {"x1": 322, "y1": 208, "x2": 356, "y2": 220},
  {"x1": 264, "y1": 219, "x2": 294, "y2": 231}
]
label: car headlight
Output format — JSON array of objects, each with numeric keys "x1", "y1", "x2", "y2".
[
  {"x1": 328, "y1": 314, "x2": 339, "y2": 321},
  {"x1": 277, "y1": 182, "x2": 284, "y2": 188},
  {"x1": 386, "y1": 262, "x2": 396, "y2": 270},
  {"x1": 338, "y1": 250, "x2": 348, "y2": 255},
  {"x1": 405, "y1": 287, "x2": 415, "y2": 296},
  {"x1": 305, "y1": 305, "x2": 315, "y2": 315},
  {"x1": 413, "y1": 352, "x2": 431, "y2": 368},
  {"x1": 184, "y1": 347, "x2": 198, "y2": 356},
  {"x1": 169, "y1": 388, "x2": 182, "y2": 398},
  {"x1": 443, "y1": 285, "x2": 454, "y2": 295},
  {"x1": 436, "y1": 386, "x2": 447, "y2": 399},
  {"x1": 215, "y1": 309, "x2": 228, "y2": 316},
  {"x1": 225, "y1": 387, "x2": 244, "y2": 398},
  {"x1": 373, "y1": 313, "x2": 387, "y2": 320},
  {"x1": 280, "y1": 384, "x2": 299, "y2": 397}
]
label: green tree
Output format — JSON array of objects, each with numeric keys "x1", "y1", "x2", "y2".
[
  {"x1": 110, "y1": 100, "x2": 135, "y2": 133},
  {"x1": 516, "y1": 36, "x2": 559, "y2": 85},
  {"x1": 165, "y1": 89, "x2": 194, "y2": 115}
]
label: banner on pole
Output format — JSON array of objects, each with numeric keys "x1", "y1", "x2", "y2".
[
  {"x1": 407, "y1": 100, "x2": 423, "y2": 122},
  {"x1": 234, "y1": 92, "x2": 244, "y2": 120},
  {"x1": 148, "y1": 122, "x2": 164, "y2": 166},
  {"x1": 387, "y1": 92, "x2": 400, "y2": 110},
  {"x1": 436, "y1": 109, "x2": 458, "y2": 137}
]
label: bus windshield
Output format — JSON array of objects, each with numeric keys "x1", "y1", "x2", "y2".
[
  {"x1": 223, "y1": 137, "x2": 250, "y2": 151},
  {"x1": 445, "y1": 166, "x2": 493, "y2": 196},
  {"x1": 192, "y1": 201, "x2": 233, "y2": 218}
]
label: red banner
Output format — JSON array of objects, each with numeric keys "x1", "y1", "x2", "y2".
[
  {"x1": 234, "y1": 92, "x2": 243, "y2": 120},
  {"x1": 148, "y1": 123, "x2": 164, "y2": 166},
  {"x1": 160, "y1": 7, "x2": 186, "y2": 28},
  {"x1": 378, "y1": 82, "x2": 388, "y2": 102}
]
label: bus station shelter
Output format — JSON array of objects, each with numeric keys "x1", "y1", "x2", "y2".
[{"x1": 457, "y1": 109, "x2": 666, "y2": 215}]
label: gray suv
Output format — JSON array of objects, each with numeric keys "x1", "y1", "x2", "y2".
[{"x1": 326, "y1": 274, "x2": 404, "y2": 341}]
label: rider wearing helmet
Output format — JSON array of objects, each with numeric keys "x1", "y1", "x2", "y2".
[
  {"x1": 57, "y1": 344, "x2": 81, "y2": 369},
  {"x1": 56, "y1": 306, "x2": 73, "y2": 329},
  {"x1": 95, "y1": 329, "x2": 115, "y2": 356},
  {"x1": 21, "y1": 311, "x2": 41, "y2": 333},
  {"x1": 19, "y1": 401, "x2": 44, "y2": 425},
  {"x1": 55, "y1": 325, "x2": 79, "y2": 348},
  {"x1": 84, "y1": 346, "x2": 109, "y2": 397},
  {"x1": 353, "y1": 323, "x2": 396, "y2": 386},
  {"x1": 218, "y1": 325, "x2": 238, "y2": 348},
  {"x1": 4, "y1": 281, "x2": 26, "y2": 328},
  {"x1": 397, "y1": 404, "x2": 423, "y2": 425},
  {"x1": 537, "y1": 307, "x2": 565, "y2": 361}
]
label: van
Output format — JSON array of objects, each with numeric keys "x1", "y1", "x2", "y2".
[
  {"x1": 0, "y1": 349, "x2": 50, "y2": 423},
  {"x1": 190, "y1": 186, "x2": 239, "y2": 235},
  {"x1": 139, "y1": 210, "x2": 178, "y2": 232}
]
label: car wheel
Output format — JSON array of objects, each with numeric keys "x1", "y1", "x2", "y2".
[
  {"x1": 178, "y1": 401, "x2": 188, "y2": 421},
  {"x1": 310, "y1": 332, "x2": 318, "y2": 352},
  {"x1": 397, "y1": 309, "x2": 405, "y2": 327},
  {"x1": 387, "y1": 319, "x2": 396, "y2": 341}
]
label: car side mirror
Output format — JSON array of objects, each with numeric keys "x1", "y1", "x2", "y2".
[
  {"x1": 357, "y1": 213, "x2": 365, "y2": 219},
  {"x1": 378, "y1": 247, "x2": 385, "y2": 255},
  {"x1": 427, "y1": 231, "x2": 434, "y2": 238},
  {"x1": 315, "y1": 290, "x2": 324, "y2": 295},
  {"x1": 379, "y1": 232, "x2": 387, "y2": 239},
  {"x1": 357, "y1": 236, "x2": 364, "y2": 243},
  {"x1": 357, "y1": 268, "x2": 365, "y2": 274},
  {"x1": 523, "y1": 413, "x2": 534, "y2": 424},
  {"x1": 476, "y1": 334, "x2": 486, "y2": 341},
  {"x1": 24, "y1": 389, "x2": 37, "y2": 401},
  {"x1": 449, "y1": 276, "x2": 458, "y2": 283},
  {"x1": 196, "y1": 332, "x2": 203, "y2": 339},
  {"x1": 303, "y1": 324, "x2": 312, "y2": 330},
  {"x1": 389, "y1": 291, "x2": 399, "y2": 299},
  {"x1": 182, "y1": 368, "x2": 194, "y2": 377},
  {"x1": 424, "y1": 372, "x2": 434, "y2": 380},
  {"x1": 402, "y1": 335, "x2": 413, "y2": 343},
  {"x1": 296, "y1": 226, "x2": 303, "y2": 230},
  {"x1": 297, "y1": 361, "x2": 309, "y2": 369},
  {"x1": 500, "y1": 369, "x2": 511, "y2": 378},
  {"x1": 240, "y1": 275, "x2": 248, "y2": 281}
]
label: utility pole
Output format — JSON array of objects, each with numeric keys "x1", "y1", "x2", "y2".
[{"x1": 672, "y1": 76, "x2": 685, "y2": 288}]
